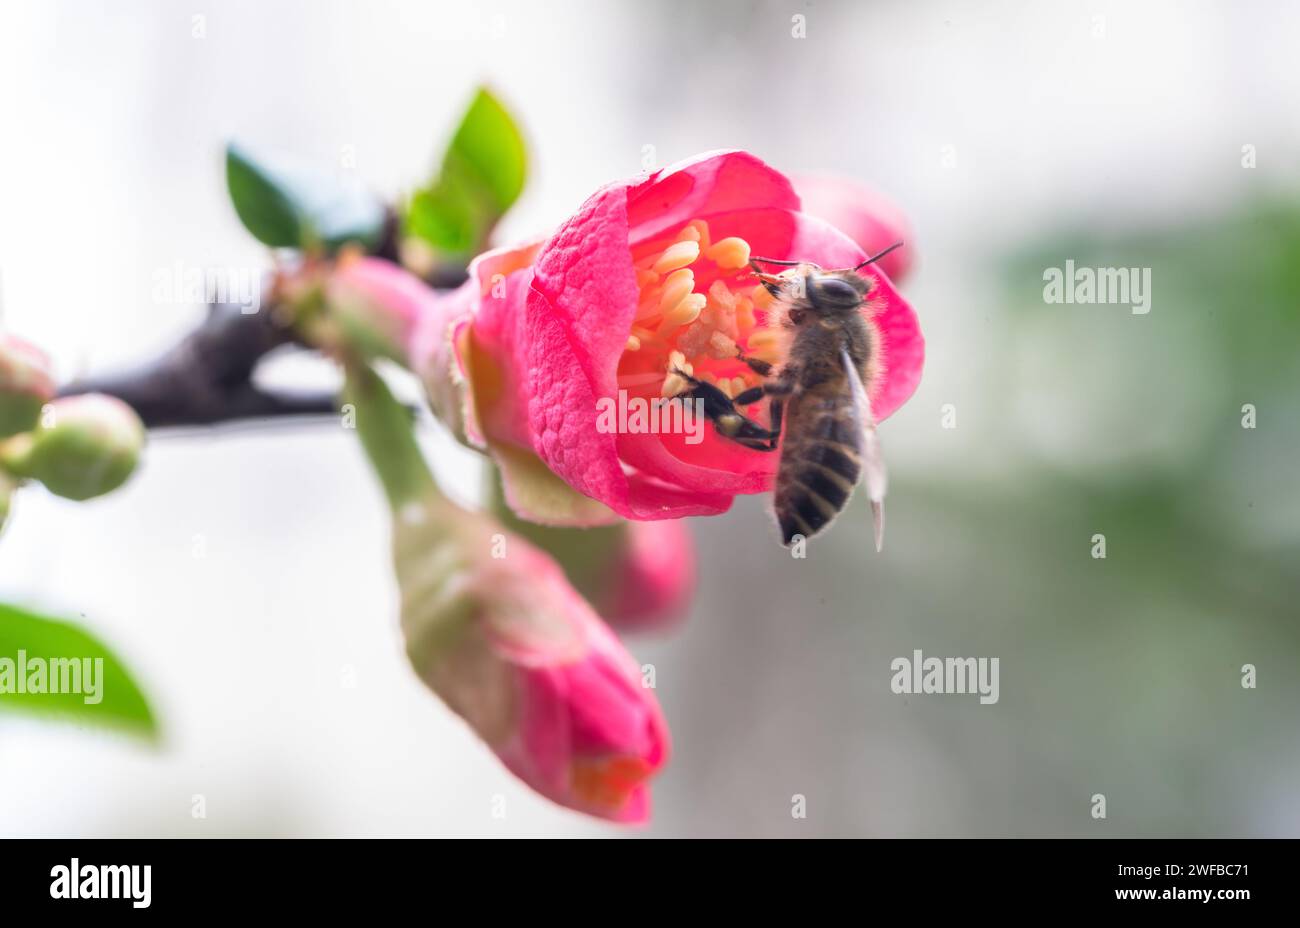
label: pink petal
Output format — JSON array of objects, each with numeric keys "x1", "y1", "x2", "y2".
[{"x1": 793, "y1": 173, "x2": 915, "y2": 283}]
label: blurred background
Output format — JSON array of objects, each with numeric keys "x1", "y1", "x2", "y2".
[{"x1": 1, "y1": 0, "x2": 1297, "y2": 836}]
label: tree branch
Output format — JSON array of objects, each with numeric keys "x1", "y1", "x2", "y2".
[
  {"x1": 56, "y1": 240, "x2": 469, "y2": 430},
  {"x1": 56, "y1": 301, "x2": 337, "y2": 429}
]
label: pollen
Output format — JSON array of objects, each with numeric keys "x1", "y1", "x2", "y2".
[
  {"x1": 651, "y1": 240, "x2": 700, "y2": 274},
  {"x1": 705, "y1": 237, "x2": 751, "y2": 270},
  {"x1": 625, "y1": 334, "x2": 641, "y2": 351},
  {"x1": 708, "y1": 331, "x2": 737, "y2": 358}
]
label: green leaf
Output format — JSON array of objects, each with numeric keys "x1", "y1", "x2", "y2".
[
  {"x1": 0, "y1": 602, "x2": 158, "y2": 739},
  {"x1": 225, "y1": 142, "x2": 386, "y2": 253},
  {"x1": 447, "y1": 88, "x2": 528, "y2": 213},
  {"x1": 226, "y1": 143, "x2": 305, "y2": 248},
  {"x1": 406, "y1": 87, "x2": 527, "y2": 255}
]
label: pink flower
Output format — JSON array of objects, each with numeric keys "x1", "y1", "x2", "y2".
[
  {"x1": 793, "y1": 174, "x2": 915, "y2": 283},
  {"x1": 395, "y1": 495, "x2": 670, "y2": 823},
  {"x1": 413, "y1": 150, "x2": 924, "y2": 526}
]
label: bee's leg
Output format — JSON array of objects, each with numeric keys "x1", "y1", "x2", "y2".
[
  {"x1": 733, "y1": 378, "x2": 794, "y2": 407},
  {"x1": 766, "y1": 397, "x2": 786, "y2": 451},
  {"x1": 732, "y1": 378, "x2": 794, "y2": 451},
  {"x1": 718, "y1": 412, "x2": 780, "y2": 450},
  {"x1": 735, "y1": 352, "x2": 773, "y2": 377},
  {"x1": 669, "y1": 369, "x2": 777, "y2": 451}
]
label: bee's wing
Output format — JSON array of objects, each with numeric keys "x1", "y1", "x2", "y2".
[{"x1": 840, "y1": 347, "x2": 887, "y2": 552}]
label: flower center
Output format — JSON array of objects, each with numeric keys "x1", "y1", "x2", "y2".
[{"x1": 618, "y1": 220, "x2": 782, "y2": 414}]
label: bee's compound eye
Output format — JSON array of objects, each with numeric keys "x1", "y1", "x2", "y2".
[{"x1": 812, "y1": 276, "x2": 860, "y2": 305}]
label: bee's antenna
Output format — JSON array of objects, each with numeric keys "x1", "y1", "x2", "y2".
[
  {"x1": 749, "y1": 256, "x2": 808, "y2": 267},
  {"x1": 851, "y1": 241, "x2": 904, "y2": 272}
]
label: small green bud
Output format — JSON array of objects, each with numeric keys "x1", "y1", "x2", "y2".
[
  {"x1": 2, "y1": 394, "x2": 145, "y2": 501},
  {"x1": 0, "y1": 334, "x2": 56, "y2": 437}
]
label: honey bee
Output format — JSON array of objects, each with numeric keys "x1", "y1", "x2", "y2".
[{"x1": 671, "y1": 243, "x2": 902, "y2": 550}]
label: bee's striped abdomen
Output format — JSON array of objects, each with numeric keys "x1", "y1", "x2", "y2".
[{"x1": 774, "y1": 393, "x2": 861, "y2": 545}]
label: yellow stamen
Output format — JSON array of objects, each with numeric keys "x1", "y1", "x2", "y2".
[
  {"x1": 735, "y1": 295, "x2": 755, "y2": 331},
  {"x1": 621, "y1": 222, "x2": 782, "y2": 422},
  {"x1": 687, "y1": 219, "x2": 712, "y2": 252},
  {"x1": 663, "y1": 292, "x2": 706, "y2": 327},
  {"x1": 706, "y1": 236, "x2": 751, "y2": 270},
  {"x1": 657, "y1": 268, "x2": 695, "y2": 313},
  {"x1": 635, "y1": 286, "x2": 663, "y2": 321},
  {"x1": 652, "y1": 240, "x2": 700, "y2": 274}
]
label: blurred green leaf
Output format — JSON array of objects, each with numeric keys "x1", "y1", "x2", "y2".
[
  {"x1": 226, "y1": 142, "x2": 386, "y2": 253},
  {"x1": 406, "y1": 87, "x2": 527, "y2": 255},
  {"x1": 0, "y1": 602, "x2": 157, "y2": 739}
]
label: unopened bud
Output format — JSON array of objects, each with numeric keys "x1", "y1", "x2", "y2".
[
  {"x1": 0, "y1": 334, "x2": 56, "y2": 437},
  {"x1": 2, "y1": 394, "x2": 145, "y2": 500},
  {"x1": 323, "y1": 256, "x2": 436, "y2": 364}
]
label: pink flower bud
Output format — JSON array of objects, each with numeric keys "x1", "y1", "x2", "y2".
[
  {"x1": 601, "y1": 519, "x2": 695, "y2": 632},
  {"x1": 323, "y1": 256, "x2": 438, "y2": 365},
  {"x1": 2, "y1": 394, "x2": 145, "y2": 500},
  {"x1": 0, "y1": 334, "x2": 56, "y2": 438},
  {"x1": 395, "y1": 498, "x2": 670, "y2": 823}
]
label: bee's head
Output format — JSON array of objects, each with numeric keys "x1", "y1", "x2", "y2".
[{"x1": 805, "y1": 271, "x2": 871, "y2": 315}]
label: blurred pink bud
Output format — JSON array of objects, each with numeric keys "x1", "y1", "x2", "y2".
[
  {"x1": 395, "y1": 497, "x2": 670, "y2": 823},
  {"x1": 0, "y1": 334, "x2": 56, "y2": 438},
  {"x1": 323, "y1": 255, "x2": 437, "y2": 365},
  {"x1": 793, "y1": 174, "x2": 915, "y2": 283},
  {"x1": 600, "y1": 518, "x2": 696, "y2": 632}
]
